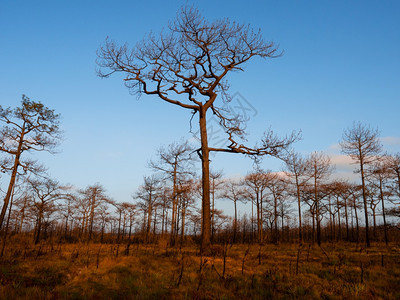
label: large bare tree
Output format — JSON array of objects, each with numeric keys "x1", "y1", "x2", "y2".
[
  {"x1": 0, "y1": 96, "x2": 61, "y2": 229},
  {"x1": 97, "y1": 7, "x2": 299, "y2": 251},
  {"x1": 340, "y1": 122, "x2": 382, "y2": 247}
]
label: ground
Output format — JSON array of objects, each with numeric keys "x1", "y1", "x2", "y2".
[{"x1": 0, "y1": 240, "x2": 399, "y2": 299}]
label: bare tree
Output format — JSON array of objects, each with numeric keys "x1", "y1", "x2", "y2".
[
  {"x1": 340, "y1": 122, "x2": 382, "y2": 247},
  {"x1": 79, "y1": 184, "x2": 110, "y2": 242},
  {"x1": 244, "y1": 169, "x2": 270, "y2": 243},
  {"x1": 327, "y1": 180, "x2": 352, "y2": 241},
  {"x1": 58, "y1": 192, "x2": 77, "y2": 240},
  {"x1": 369, "y1": 157, "x2": 392, "y2": 244},
  {"x1": 284, "y1": 151, "x2": 309, "y2": 243},
  {"x1": 27, "y1": 177, "x2": 66, "y2": 244},
  {"x1": 221, "y1": 179, "x2": 246, "y2": 243},
  {"x1": 210, "y1": 169, "x2": 224, "y2": 242},
  {"x1": 134, "y1": 175, "x2": 162, "y2": 242},
  {"x1": 120, "y1": 202, "x2": 136, "y2": 241},
  {"x1": 264, "y1": 173, "x2": 288, "y2": 243},
  {"x1": 348, "y1": 184, "x2": 363, "y2": 243},
  {"x1": 13, "y1": 191, "x2": 31, "y2": 234},
  {"x1": 149, "y1": 139, "x2": 195, "y2": 245},
  {"x1": 307, "y1": 152, "x2": 333, "y2": 245},
  {"x1": 176, "y1": 178, "x2": 196, "y2": 245},
  {"x1": 97, "y1": 6, "x2": 299, "y2": 251},
  {"x1": 386, "y1": 153, "x2": 400, "y2": 199},
  {"x1": 0, "y1": 96, "x2": 61, "y2": 228}
]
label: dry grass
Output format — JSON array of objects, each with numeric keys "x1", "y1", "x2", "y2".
[{"x1": 0, "y1": 240, "x2": 399, "y2": 299}]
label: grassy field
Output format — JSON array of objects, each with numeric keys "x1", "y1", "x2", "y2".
[{"x1": 0, "y1": 240, "x2": 399, "y2": 299}]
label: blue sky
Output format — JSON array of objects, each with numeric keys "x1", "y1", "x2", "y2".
[{"x1": 1, "y1": 0, "x2": 399, "y2": 213}]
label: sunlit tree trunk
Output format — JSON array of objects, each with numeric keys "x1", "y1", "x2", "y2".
[
  {"x1": 180, "y1": 197, "x2": 187, "y2": 246},
  {"x1": 337, "y1": 196, "x2": 342, "y2": 241},
  {"x1": 199, "y1": 107, "x2": 211, "y2": 252},
  {"x1": 344, "y1": 197, "x2": 349, "y2": 241},
  {"x1": 378, "y1": 176, "x2": 389, "y2": 245},
  {"x1": 0, "y1": 129, "x2": 25, "y2": 229},
  {"x1": 170, "y1": 165, "x2": 178, "y2": 245},
  {"x1": 354, "y1": 199, "x2": 359, "y2": 244}
]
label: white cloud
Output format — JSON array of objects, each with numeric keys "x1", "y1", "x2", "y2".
[
  {"x1": 330, "y1": 154, "x2": 356, "y2": 170},
  {"x1": 328, "y1": 143, "x2": 341, "y2": 151},
  {"x1": 381, "y1": 136, "x2": 400, "y2": 146}
]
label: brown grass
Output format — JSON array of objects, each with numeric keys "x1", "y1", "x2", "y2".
[{"x1": 0, "y1": 241, "x2": 399, "y2": 299}]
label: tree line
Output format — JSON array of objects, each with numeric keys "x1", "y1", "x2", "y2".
[{"x1": 0, "y1": 98, "x2": 399, "y2": 252}]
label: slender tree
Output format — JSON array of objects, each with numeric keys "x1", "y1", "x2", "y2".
[
  {"x1": 27, "y1": 177, "x2": 65, "y2": 244},
  {"x1": 79, "y1": 184, "x2": 109, "y2": 242},
  {"x1": 0, "y1": 96, "x2": 61, "y2": 228},
  {"x1": 244, "y1": 169, "x2": 270, "y2": 243},
  {"x1": 307, "y1": 152, "x2": 333, "y2": 245},
  {"x1": 370, "y1": 158, "x2": 392, "y2": 245},
  {"x1": 134, "y1": 175, "x2": 162, "y2": 242},
  {"x1": 264, "y1": 173, "x2": 288, "y2": 243},
  {"x1": 149, "y1": 139, "x2": 195, "y2": 245},
  {"x1": 210, "y1": 169, "x2": 224, "y2": 242},
  {"x1": 284, "y1": 151, "x2": 310, "y2": 243},
  {"x1": 340, "y1": 122, "x2": 382, "y2": 247},
  {"x1": 328, "y1": 180, "x2": 352, "y2": 241},
  {"x1": 221, "y1": 179, "x2": 246, "y2": 243}
]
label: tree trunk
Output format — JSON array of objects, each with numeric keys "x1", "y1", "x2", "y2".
[
  {"x1": 117, "y1": 210, "x2": 122, "y2": 243},
  {"x1": 337, "y1": 196, "x2": 342, "y2": 241},
  {"x1": 359, "y1": 158, "x2": 370, "y2": 247},
  {"x1": 0, "y1": 129, "x2": 25, "y2": 229},
  {"x1": 147, "y1": 196, "x2": 152, "y2": 242},
  {"x1": 19, "y1": 197, "x2": 27, "y2": 234},
  {"x1": 296, "y1": 178, "x2": 303, "y2": 243},
  {"x1": 274, "y1": 194, "x2": 278, "y2": 244},
  {"x1": 251, "y1": 200, "x2": 254, "y2": 242},
  {"x1": 372, "y1": 206, "x2": 377, "y2": 239},
  {"x1": 314, "y1": 177, "x2": 321, "y2": 246},
  {"x1": 64, "y1": 214, "x2": 69, "y2": 239},
  {"x1": 211, "y1": 178, "x2": 215, "y2": 243},
  {"x1": 161, "y1": 198, "x2": 166, "y2": 236},
  {"x1": 88, "y1": 193, "x2": 96, "y2": 242},
  {"x1": 170, "y1": 164, "x2": 178, "y2": 246},
  {"x1": 312, "y1": 210, "x2": 315, "y2": 244},
  {"x1": 344, "y1": 197, "x2": 349, "y2": 241},
  {"x1": 199, "y1": 107, "x2": 211, "y2": 253},
  {"x1": 180, "y1": 197, "x2": 186, "y2": 246},
  {"x1": 233, "y1": 199, "x2": 237, "y2": 243},
  {"x1": 328, "y1": 197, "x2": 333, "y2": 241},
  {"x1": 35, "y1": 211, "x2": 43, "y2": 245},
  {"x1": 354, "y1": 199, "x2": 359, "y2": 244},
  {"x1": 128, "y1": 218, "x2": 132, "y2": 241},
  {"x1": 1, "y1": 185, "x2": 15, "y2": 256},
  {"x1": 379, "y1": 177, "x2": 388, "y2": 245},
  {"x1": 153, "y1": 207, "x2": 157, "y2": 236},
  {"x1": 256, "y1": 191, "x2": 261, "y2": 243}
]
